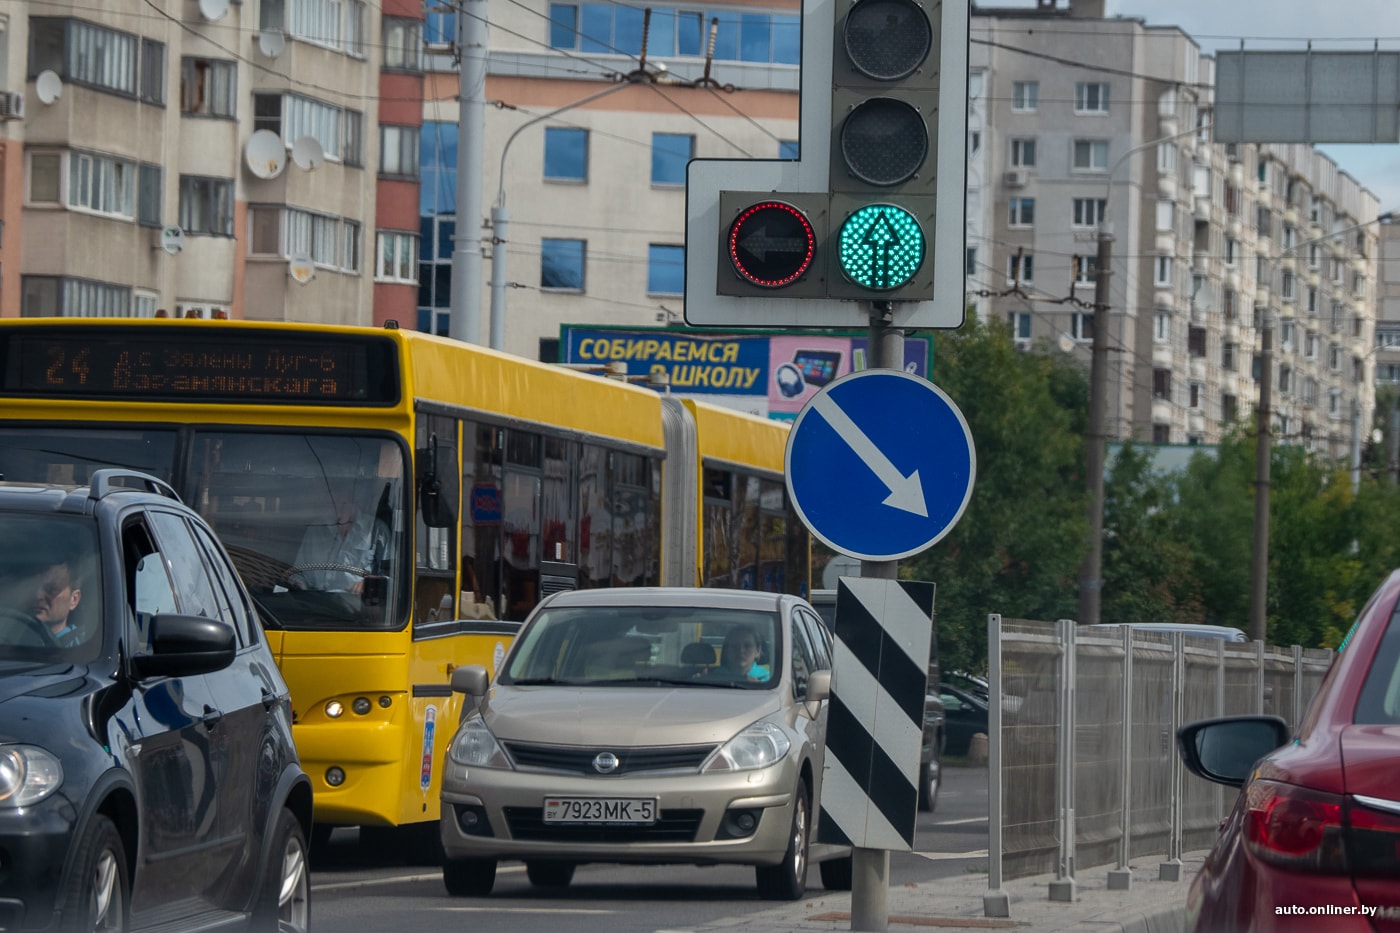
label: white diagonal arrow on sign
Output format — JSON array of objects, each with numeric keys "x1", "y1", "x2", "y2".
[{"x1": 811, "y1": 389, "x2": 928, "y2": 517}]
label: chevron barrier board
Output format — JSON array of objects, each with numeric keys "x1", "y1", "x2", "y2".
[{"x1": 817, "y1": 576, "x2": 935, "y2": 850}]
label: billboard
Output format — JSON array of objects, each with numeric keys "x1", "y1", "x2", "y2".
[{"x1": 559, "y1": 325, "x2": 933, "y2": 421}]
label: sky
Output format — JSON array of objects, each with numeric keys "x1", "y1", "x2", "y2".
[{"x1": 989, "y1": 0, "x2": 1400, "y2": 212}]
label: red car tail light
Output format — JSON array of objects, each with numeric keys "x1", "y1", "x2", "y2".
[
  {"x1": 1346, "y1": 796, "x2": 1400, "y2": 876},
  {"x1": 1243, "y1": 780, "x2": 1349, "y2": 872}
]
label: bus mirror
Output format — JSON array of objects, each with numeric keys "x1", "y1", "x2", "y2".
[{"x1": 417, "y1": 437, "x2": 459, "y2": 528}]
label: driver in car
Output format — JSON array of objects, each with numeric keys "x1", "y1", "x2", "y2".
[{"x1": 291, "y1": 487, "x2": 389, "y2": 593}]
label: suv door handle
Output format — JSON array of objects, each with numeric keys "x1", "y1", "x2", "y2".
[
  {"x1": 261, "y1": 688, "x2": 278, "y2": 711},
  {"x1": 201, "y1": 705, "x2": 223, "y2": 730}
]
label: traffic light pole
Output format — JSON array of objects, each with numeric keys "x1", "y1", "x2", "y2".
[{"x1": 851, "y1": 300, "x2": 902, "y2": 933}]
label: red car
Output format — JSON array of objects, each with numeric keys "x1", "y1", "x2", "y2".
[{"x1": 1178, "y1": 571, "x2": 1400, "y2": 932}]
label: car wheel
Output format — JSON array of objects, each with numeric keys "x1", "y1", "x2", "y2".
[
  {"x1": 525, "y1": 860, "x2": 576, "y2": 887},
  {"x1": 443, "y1": 857, "x2": 496, "y2": 896},
  {"x1": 918, "y1": 758, "x2": 940, "y2": 813},
  {"x1": 818, "y1": 854, "x2": 853, "y2": 891},
  {"x1": 253, "y1": 808, "x2": 310, "y2": 933},
  {"x1": 57, "y1": 814, "x2": 127, "y2": 933},
  {"x1": 755, "y1": 777, "x2": 809, "y2": 900}
]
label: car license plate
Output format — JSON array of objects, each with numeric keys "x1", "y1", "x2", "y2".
[{"x1": 542, "y1": 796, "x2": 658, "y2": 824}]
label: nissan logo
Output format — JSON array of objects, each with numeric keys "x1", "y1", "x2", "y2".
[{"x1": 593, "y1": 752, "x2": 620, "y2": 774}]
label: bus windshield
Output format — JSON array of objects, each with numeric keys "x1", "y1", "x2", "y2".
[{"x1": 0, "y1": 427, "x2": 410, "y2": 632}]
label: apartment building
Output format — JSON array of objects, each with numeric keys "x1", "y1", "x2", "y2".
[
  {"x1": 0, "y1": 0, "x2": 416, "y2": 326},
  {"x1": 975, "y1": 0, "x2": 1381, "y2": 455}
]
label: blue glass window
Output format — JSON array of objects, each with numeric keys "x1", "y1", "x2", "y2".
[
  {"x1": 437, "y1": 219, "x2": 455, "y2": 260},
  {"x1": 542, "y1": 238, "x2": 585, "y2": 290},
  {"x1": 425, "y1": 9, "x2": 455, "y2": 45},
  {"x1": 651, "y1": 133, "x2": 693, "y2": 186},
  {"x1": 544, "y1": 127, "x2": 588, "y2": 181},
  {"x1": 739, "y1": 14, "x2": 769, "y2": 62},
  {"x1": 772, "y1": 15, "x2": 799, "y2": 64},
  {"x1": 613, "y1": 5, "x2": 645, "y2": 56},
  {"x1": 580, "y1": 4, "x2": 612, "y2": 53},
  {"x1": 710, "y1": 11, "x2": 740, "y2": 61},
  {"x1": 419, "y1": 216, "x2": 435, "y2": 262},
  {"x1": 650, "y1": 10, "x2": 676, "y2": 57},
  {"x1": 648, "y1": 245, "x2": 684, "y2": 295},
  {"x1": 779, "y1": 140, "x2": 799, "y2": 159},
  {"x1": 419, "y1": 122, "x2": 457, "y2": 214},
  {"x1": 548, "y1": 4, "x2": 578, "y2": 48},
  {"x1": 676, "y1": 11, "x2": 703, "y2": 55}
]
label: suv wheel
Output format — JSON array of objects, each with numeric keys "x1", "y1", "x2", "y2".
[
  {"x1": 443, "y1": 857, "x2": 497, "y2": 896},
  {"x1": 58, "y1": 815, "x2": 127, "y2": 932},
  {"x1": 253, "y1": 809, "x2": 310, "y2": 932},
  {"x1": 755, "y1": 777, "x2": 809, "y2": 900}
]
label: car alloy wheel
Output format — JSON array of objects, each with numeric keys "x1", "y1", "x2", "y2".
[{"x1": 756, "y1": 776, "x2": 810, "y2": 900}]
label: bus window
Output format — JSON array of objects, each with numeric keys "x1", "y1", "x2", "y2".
[
  {"x1": 0, "y1": 427, "x2": 177, "y2": 485},
  {"x1": 464, "y1": 423, "x2": 504, "y2": 617},
  {"x1": 415, "y1": 413, "x2": 458, "y2": 626}
]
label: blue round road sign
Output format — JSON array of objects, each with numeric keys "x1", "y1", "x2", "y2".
[{"x1": 784, "y1": 369, "x2": 975, "y2": 561}]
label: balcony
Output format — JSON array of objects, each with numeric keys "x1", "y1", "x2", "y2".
[
  {"x1": 1284, "y1": 206, "x2": 1301, "y2": 227},
  {"x1": 1152, "y1": 398, "x2": 1175, "y2": 423},
  {"x1": 1188, "y1": 410, "x2": 1206, "y2": 434},
  {"x1": 1190, "y1": 356, "x2": 1208, "y2": 380},
  {"x1": 1153, "y1": 342, "x2": 1175, "y2": 367},
  {"x1": 1158, "y1": 174, "x2": 1177, "y2": 198},
  {"x1": 1194, "y1": 196, "x2": 1212, "y2": 222},
  {"x1": 1229, "y1": 162, "x2": 1245, "y2": 187},
  {"x1": 1258, "y1": 187, "x2": 1272, "y2": 208},
  {"x1": 1155, "y1": 231, "x2": 1176, "y2": 254}
]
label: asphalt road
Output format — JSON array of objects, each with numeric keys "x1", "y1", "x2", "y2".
[{"x1": 309, "y1": 763, "x2": 990, "y2": 933}]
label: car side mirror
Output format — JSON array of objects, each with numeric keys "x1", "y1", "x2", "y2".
[
  {"x1": 1177, "y1": 715, "x2": 1290, "y2": 788},
  {"x1": 451, "y1": 663, "x2": 490, "y2": 720},
  {"x1": 805, "y1": 669, "x2": 831, "y2": 713},
  {"x1": 131, "y1": 614, "x2": 237, "y2": 679}
]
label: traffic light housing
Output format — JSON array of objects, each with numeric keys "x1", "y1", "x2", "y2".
[{"x1": 827, "y1": 0, "x2": 939, "y2": 300}]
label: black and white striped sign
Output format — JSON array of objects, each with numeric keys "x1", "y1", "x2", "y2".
[{"x1": 817, "y1": 577, "x2": 935, "y2": 851}]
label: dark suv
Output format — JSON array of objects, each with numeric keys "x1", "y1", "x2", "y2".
[{"x1": 0, "y1": 471, "x2": 312, "y2": 932}]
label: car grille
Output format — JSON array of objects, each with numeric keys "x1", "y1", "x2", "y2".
[
  {"x1": 504, "y1": 807, "x2": 704, "y2": 842},
  {"x1": 502, "y1": 742, "x2": 717, "y2": 775}
]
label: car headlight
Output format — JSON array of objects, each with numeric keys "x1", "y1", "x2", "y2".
[
  {"x1": 0, "y1": 745, "x2": 63, "y2": 807},
  {"x1": 703, "y1": 721, "x2": 791, "y2": 773},
  {"x1": 447, "y1": 718, "x2": 513, "y2": 769}
]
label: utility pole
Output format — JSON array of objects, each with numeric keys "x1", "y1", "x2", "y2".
[
  {"x1": 450, "y1": 0, "x2": 488, "y2": 344},
  {"x1": 1078, "y1": 224, "x2": 1113, "y2": 627},
  {"x1": 1248, "y1": 317, "x2": 1272, "y2": 642}
]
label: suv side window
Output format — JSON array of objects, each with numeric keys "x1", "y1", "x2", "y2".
[
  {"x1": 125, "y1": 519, "x2": 177, "y2": 651},
  {"x1": 189, "y1": 520, "x2": 257, "y2": 647},
  {"x1": 147, "y1": 511, "x2": 223, "y2": 621}
]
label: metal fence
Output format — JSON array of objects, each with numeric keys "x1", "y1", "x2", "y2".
[{"x1": 983, "y1": 615, "x2": 1334, "y2": 916}]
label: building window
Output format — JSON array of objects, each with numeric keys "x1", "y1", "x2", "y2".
[
  {"x1": 140, "y1": 37, "x2": 165, "y2": 104},
  {"x1": 376, "y1": 231, "x2": 418, "y2": 283},
  {"x1": 1008, "y1": 197, "x2": 1034, "y2": 227},
  {"x1": 1224, "y1": 237, "x2": 1238, "y2": 266},
  {"x1": 1008, "y1": 311, "x2": 1031, "y2": 340},
  {"x1": 1279, "y1": 367, "x2": 1292, "y2": 393},
  {"x1": 1075, "y1": 82, "x2": 1109, "y2": 114},
  {"x1": 1074, "y1": 255, "x2": 1097, "y2": 286},
  {"x1": 1153, "y1": 368, "x2": 1171, "y2": 399},
  {"x1": 1007, "y1": 252, "x2": 1033, "y2": 285},
  {"x1": 1156, "y1": 199, "x2": 1174, "y2": 232},
  {"x1": 1280, "y1": 321, "x2": 1295, "y2": 351},
  {"x1": 1281, "y1": 271, "x2": 1296, "y2": 302},
  {"x1": 1154, "y1": 256, "x2": 1173, "y2": 288},
  {"x1": 21, "y1": 275, "x2": 132, "y2": 318},
  {"x1": 138, "y1": 163, "x2": 161, "y2": 227},
  {"x1": 1155, "y1": 311, "x2": 1170, "y2": 343},
  {"x1": 1072, "y1": 313, "x2": 1094, "y2": 342},
  {"x1": 1012, "y1": 80, "x2": 1038, "y2": 112},
  {"x1": 181, "y1": 58, "x2": 237, "y2": 116},
  {"x1": 383, "y1": 18, "x2": 423, "y2": 71},
  {"x1": 1073, "y1": 139, "x2": 1108, "y2": 171},
  {"x1": 1305, "y1": 332, "x2": 1318, "y2": 359},
  {"x1": 544, "y1": 127, "x2": 588, "y2": 181},
  {"x1": 1308, "y1": 243, "x2": 1321, "y2": 268},
  {"x1": 1072, "y1": 198, "x2": 1107, "y2": 227},
  {"x1": 651, "y1": 133, "x2": 693, "y2": 186},
  {"x1": 254, "y1": 92, "x2": 348, "y2": 162},
  {"x1": 1189, "y1": 382, "x2": 1202, "y2": 409},
  {"x1": 1223, "y1": 289, "x2": 1237, "y2": 320},
  {"x1": 1256, "y1": 205, "x2": 1272, "y2": 238},
  {"x1": 1222, "y1": 394, "x2": 1238, "y2": 423},
  {"x1": 647, "y1": 244, "x2": 683, "y2": 295},
  {"x1": 265, "y1": 0, "x2": 367, "y2": 54},
  {"x1": 379, "y1": 125, "x2": 421, "y2": 178},
  {"x1": 548, "y1": 4, "x2": 798, "y2": 64},
  {"x1": 1010, "y1": 138, "x2": 1036, "y2": 167},
  {"x1": 1306, "y1": 287, "x2": 1318, "y2": 315},
  {"x1": 967, "y1": 131, "x2": 981, "y2": 156},
  {"x1": 965, "y1": 246, "x2": 977, "y2": 277},
  {"x1": 69, "y1": 151, "x2": 137, "y2": 220},
  {"x1": 178, "y1": 176, "x2": 233, "y2": 236},
  {"x1": 29, "y1": 18, "x2": 142, "y2": 98},
  {"x1": 1223, "y1": 342, "x2": 1237, "y2": 372},
  {"x1": 541, "y1": 237, "x2": 585, "y2": 290},
  {"x1": 1330, "y1": 345, "x2": 1343, "y2": 371},
  {"x1": 1152, "y1": 424, "x2": 1170, "y2": 444},
  {"x1": 1188, "y1": 326, "x2": 1207, "y2": 357}
]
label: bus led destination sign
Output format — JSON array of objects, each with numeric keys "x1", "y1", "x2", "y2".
[{"x1": 0, "y1": 328, "x2": 400, "y2": 404}]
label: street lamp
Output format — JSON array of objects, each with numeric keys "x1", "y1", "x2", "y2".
[
  {"x1": 1248, "y1": 209, "x2": 1393, "y2": 641},
  {"x1": 1079, "y1": 121, "x2": 1205, "y2": 627}
]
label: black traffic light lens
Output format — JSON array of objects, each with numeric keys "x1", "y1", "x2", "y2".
[
  {"x1": 841, "y1": 98, "x2": 928, "y2": 186},
  {"x1": 844, "y1": 0, "x2": 932, "y2": 80},
  {"x1": 727, "y1": 201, "x2": 817, "y2": 288}
]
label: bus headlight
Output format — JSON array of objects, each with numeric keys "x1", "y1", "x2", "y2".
[
  {"x1": 325, "y1": 700, "x2": 345, "y2": 718},
  {"x1": 447, "y1": 719, "x2": 512, "y2": 769}
]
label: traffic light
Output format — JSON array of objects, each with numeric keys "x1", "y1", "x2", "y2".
[
  {"x1": 716, "y1": 192, "x2": 828, "y2": 298},
  {"x1": 826, "y1": 0, "x2": 939, "y2": 300}
]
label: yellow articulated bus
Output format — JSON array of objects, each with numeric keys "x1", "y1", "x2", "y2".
[{"x1": 0, "y1": 318, "x2": 809, "y2": 854}]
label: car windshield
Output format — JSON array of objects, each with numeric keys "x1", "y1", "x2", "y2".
[
  {"x1": 501, "y1": 605, "x2": 782, "y2": 688},
  {"x1": 0, "y1": 513, "x2": 103, "y2": 666}
]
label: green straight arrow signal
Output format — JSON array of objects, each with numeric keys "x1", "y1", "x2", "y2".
[{"x1": 837, "y1": 204, "x2": 926, "y2": 291}]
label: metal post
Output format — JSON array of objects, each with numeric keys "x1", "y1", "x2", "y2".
[
  {"x1": 1078, "y1": 226, "x2": 1113, "y2": 626},
  {"x1": 1248, "y1": 317, "x2": 1273, "y2": 642},
  {"x1": 449, "y1": 0, "x2": 488, "y2": 344},
  {"x1": 1108, "y1": 624, "x2": 1133, "y2": 889},
  {"x1": 984, "y1": 613, "x2": 1010, "y2": 918},
  {"x1": 1388, "y1": 397, "x2": 1398, "y2": 486},
  {"x1": 1351, "y1": 398, "x2": 1363, "y2": 495},
  {"x1": 1255, "y1": 639, "x2": 1266, "y2": 714},
  {"x1": 850, "y1": 302, "x2": 902, "y2": 933},
  {"x1": 1292, "y1": 645, "x2": 1304, "y2": 730},
  {"x1": 1049, "y1": 619, "x2": 1076, "y2": 901},
  {"x1": 489, "y1": 204, "x2": 508, "y2": 351},
  {"x1": 1160, "y1": 631, "x2": 1184, "y2": 882}
]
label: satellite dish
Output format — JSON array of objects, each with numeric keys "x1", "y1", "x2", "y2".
[
  {"x1": 288, "y1": 256, "x2": 316, "y2": 285},
  {"x1": 258, "y1": 29, "x2": 286, "y2": 59},
  {"x1": 291, "y1": 136, "x2": 325, "y2": 171},
  {"x1": 159, "y1": 226, "x2": 185, "y2": 256},
  {"x1": 198, "y1": 0, "x2": 230, "y2": 20},
  {"x1": 35, "y1": 70, "x2": 62, "y2": 105},
  {"x1": 244, "y1": 130, "x2": 286, "y2": 180}
]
